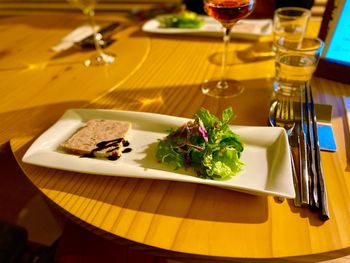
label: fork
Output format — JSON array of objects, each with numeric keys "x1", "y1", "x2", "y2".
[
  {"x1": 275, "y1": 99, "x2": 295, "y2": 136},
  {"x1": 274, "y1": 99, "x2": 301, "y2": 207}
]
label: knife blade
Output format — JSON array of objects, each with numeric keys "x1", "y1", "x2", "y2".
[{"x1": 299, "y1": 87, "x2": 310, "y2": 207}]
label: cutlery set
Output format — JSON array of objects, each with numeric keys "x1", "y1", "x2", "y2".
[
  {"x1": 306, "y1": 85, "x2": 329, "y2": 220},
  {"x1": 52, "y1": 22, "x2": 121, "y2": 52},
  {"x1": 270, "y1": 84, "x2": 330, "y2": 220},
  {"x1": 75, "y1": 22, "x2": 121, "y2": 49}
]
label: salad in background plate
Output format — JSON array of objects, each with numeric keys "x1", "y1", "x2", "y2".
[{"x1": 142, "y1": 13, "x2": 272, "y2": 39}]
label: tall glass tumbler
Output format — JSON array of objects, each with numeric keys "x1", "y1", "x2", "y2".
[
  {"x1": 273, "y1": 7, "x2": 311, "y2": 50},
  {"x1": 274, "y1": 37, "x2": 324, "y2": 97}
]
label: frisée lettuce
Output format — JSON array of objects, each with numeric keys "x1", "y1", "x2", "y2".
[{"x1": 155, "y1": 107, "x2": 244, "y2": 180}]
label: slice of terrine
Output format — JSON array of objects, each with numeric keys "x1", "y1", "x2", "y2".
[{"x1": 60, "y1": 119, "x2": 131, "y2": 159}]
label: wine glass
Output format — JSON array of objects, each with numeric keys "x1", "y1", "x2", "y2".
[
  {"x1": 68, "y1": 0, "x2": 115, "y2": 66},
  {"x1": 201, "y1": 0, "x2": 256, "y2": 98}
]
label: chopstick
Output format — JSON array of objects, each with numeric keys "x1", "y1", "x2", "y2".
[
  {"x1": 309, "y1": 84, "x2": 330, "y2": 221},
  {"x1": 304, "y1": 84, "x2": 319, "y2": 209}
]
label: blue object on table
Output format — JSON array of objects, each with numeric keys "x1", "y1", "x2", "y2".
[{"x1": 318, "y1": 124, "x2": 337, "y2": 152}]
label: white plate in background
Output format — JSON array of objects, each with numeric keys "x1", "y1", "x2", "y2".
[{"x1": 142, "y1": 16, "x2": 272, "y2": 39}]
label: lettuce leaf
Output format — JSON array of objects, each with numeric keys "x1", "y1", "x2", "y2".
[{"x1": 155, "y1": 107, "x2": 244, "y2": 180}]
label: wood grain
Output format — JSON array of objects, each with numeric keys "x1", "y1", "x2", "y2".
[{"x1": 3, "y1": 13, "x2": 350, "y2": 260}]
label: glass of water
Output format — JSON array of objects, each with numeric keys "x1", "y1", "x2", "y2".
[
  {"x1": 274, "y1": 37, "x2": 324, "y2": 97},
  {"x1": 273, "y1": 7, "x2": 311, "y2": 51}
]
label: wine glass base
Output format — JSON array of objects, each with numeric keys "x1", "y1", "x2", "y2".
[
  {"x1": 201, "y1": 79, "x2": 244, "y2": 98},
  {"x1": 84, "y1": 52, "x2": 116, "y2": 67}
]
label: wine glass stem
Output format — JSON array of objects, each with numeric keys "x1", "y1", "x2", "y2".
[
  {"x1": 86, "y1": 9, "x2": 104, "y2": 57},
  {"x1": 219, "y1": 27, "x2": 232, "y2": 89}
]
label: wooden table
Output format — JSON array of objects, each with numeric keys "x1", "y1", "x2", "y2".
[{"x1": 2, "y1": 11, "x2": 350, "y2": 261}]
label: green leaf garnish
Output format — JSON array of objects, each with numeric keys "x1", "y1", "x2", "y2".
[
  {"x1": 155, "y1": 107, "x2": 244, "y2": 180},
  {"x1": 158, "y1": 11, "x2": 204, "y2": 29}
]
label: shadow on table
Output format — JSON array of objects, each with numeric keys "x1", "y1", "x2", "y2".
[
  {"x1": 16, "y1": 144, "x2": 269, "y2": 224},
  {"x1": 0, "y1": 14, "x2": 113, "y2": 30},
  {"x1": 209, "y1": 41, "x2": 275, "y2": 66},
  {"x1": 0, "y1": 101, "x2": 103, "y2": 144},
  {"x1": 131, "y1": 30, "x2": 275, "y2": 66},
  {"x1": 88, "y1": 78, "x2": 275, "y2": 126}
]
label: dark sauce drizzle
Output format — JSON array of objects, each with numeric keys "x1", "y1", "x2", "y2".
[
  {"x1": 81, "y1": 138, "x2": 132, "y2": 161},
  {"x1": 122, "y1": 148, "x2": 132, "y2": 153}
]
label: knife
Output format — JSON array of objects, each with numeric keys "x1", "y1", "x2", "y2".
[
  {"x1": 310, "y1": 85, "x2": 330, "y2": 220},
  {"x1": 299, "y1": 87, "x2": 310, "y2": 207}
]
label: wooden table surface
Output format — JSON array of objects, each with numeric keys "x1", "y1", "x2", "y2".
[{"x1": 2, "y1": 11, "x2": 350, "y2": 261}]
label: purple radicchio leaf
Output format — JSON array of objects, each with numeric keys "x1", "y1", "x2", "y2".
[{"x1": 198, "y1": 120, "x2": 208, "y2": 142}]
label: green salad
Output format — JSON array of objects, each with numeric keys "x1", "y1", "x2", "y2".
[
  {"x1": 157, "y1": 11, "x2": 203, "y2": 29},
  {"x1": 155, "y1": 107, "x2": 244, "y2": 180}
]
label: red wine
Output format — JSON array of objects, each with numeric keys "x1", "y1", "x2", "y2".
[{"x1": 204, "y1": 1, "x2": 255, "y2": 27}]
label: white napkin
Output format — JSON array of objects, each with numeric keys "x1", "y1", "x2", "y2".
[{"x1": 51, "y1": 24, "x2": 99, "y2": 52}]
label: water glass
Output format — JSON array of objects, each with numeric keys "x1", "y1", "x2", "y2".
[
  {"x1": 273, "y1": 7, "x2": 311, "y2": 50},
  {"x1": 274, "y1": 37, "x2": 324, "y2": 96}
]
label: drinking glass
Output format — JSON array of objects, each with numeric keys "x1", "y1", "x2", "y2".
[
  {"x1": 201, "y1": 0, "x2": 256, "y2": 98},
  {"x1": 68, "y1": 0, "x2": 115, "y2": 66},
  {"x1": 274, "y1": 37, "x2": 324, "y2": 97},
  {"x1": 273, "y1": 7, "x2": 311, "y2": 51}
]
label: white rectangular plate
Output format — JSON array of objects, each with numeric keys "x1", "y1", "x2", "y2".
[
  {"x1": 142, "y1": 16, "x2": 272, "y2": 39},
  {"x1": 22, "y1": 109, "x2": 294, "y2": 198}
]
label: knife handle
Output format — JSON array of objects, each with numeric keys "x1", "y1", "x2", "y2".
[
  {"x1": 299, "y1": 132, "x2": 310, "y2": 207},
  {"x1": 289, "y1": 146, "x2": 301, "y2": 207}
]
